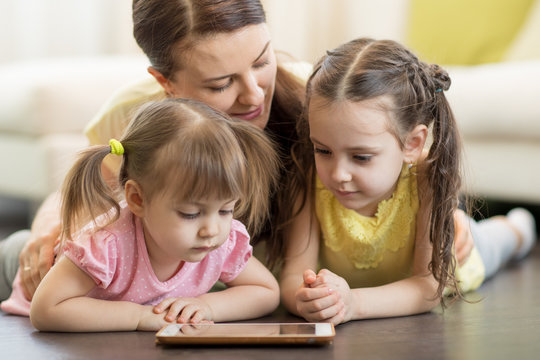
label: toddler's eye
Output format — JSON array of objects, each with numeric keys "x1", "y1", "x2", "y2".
[
  {"x1": 178, "y1": 211, "x2": 199, "y2": 220},
  {"x1": 219, "y1": 209, "x2": 235, "y2": 216}
]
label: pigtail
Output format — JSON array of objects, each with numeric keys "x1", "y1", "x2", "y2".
[
  {"x1": 61, "y1": 146, "x2": 122, "y2": 242},
  {"x1": 229, "y1": 120, "x2": 281, "y2": 238},
  {"x1": 424, "y1": 67, "x2": 463, "y2": 303}
]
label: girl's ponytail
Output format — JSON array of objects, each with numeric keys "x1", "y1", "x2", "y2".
[
  {"x1": 425, "y1": 89, "x2": 462, "y2": 301},
  {"x1": 229, "y1": 120, "x2": 281, "y2": 237},
  {"x1": 61, "y1": 144, "x2": 122, "y2": 241}
]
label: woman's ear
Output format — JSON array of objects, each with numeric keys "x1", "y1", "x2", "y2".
[
  {"x1": 147, "y1": 66, "x2": 175, "y2": 96},
  {"x1": 125, "y1": 180, "x2": 146, "y2": 218},
  {"x1": 403, "y1": 124, "x2": 428, "y2": 164}
]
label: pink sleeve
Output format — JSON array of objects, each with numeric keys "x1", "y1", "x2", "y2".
[
  {"x1": 219, "y1": 220, "x2": 253, "y2": 283},
  {"x1": 63, "y1": 229, "x2": 118, "y2": 288}
]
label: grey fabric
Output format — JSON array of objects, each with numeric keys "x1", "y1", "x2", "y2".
[{"x1": 0, "y1": 230, "x2": 29, "y2": 301}]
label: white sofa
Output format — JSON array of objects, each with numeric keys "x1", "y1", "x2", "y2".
[
  {"x1": 0, "y1": 55, "x2": 150, "y2": 203},
  {"x1": 0, "y1": 1, "x2": 539, "y2": 206}
]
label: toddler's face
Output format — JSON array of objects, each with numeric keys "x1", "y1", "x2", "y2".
[
  {"x1": 140, "y1": 194, "x2": 238, "y2": 266},
  {"x1": 308, "y1": 95, "x2": 406, "y2": 217}
]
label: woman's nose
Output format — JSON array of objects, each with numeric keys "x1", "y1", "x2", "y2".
[{"x1": 237, "y1": 72, "x2": 264, "y2": 106}]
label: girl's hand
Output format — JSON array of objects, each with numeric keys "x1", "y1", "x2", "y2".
[
  {"x1": 294, "y1": 269, "x2": 342, "y2": 323},
  {"x1": 136, "y1": 305, "x2": 170, "y2": 331},
  {"x1": 153, "y1": 297, "x2": 214, "y2": 324},
  {"x1": 310, "y1": 269, "x2": 354, "y2": 325}
]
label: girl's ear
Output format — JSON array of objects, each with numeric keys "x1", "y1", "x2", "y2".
[
  {"x1": 403, "y1": 124, "x2": 428, "y2": 164},
  {"x1": 147, "y1": 66, "x2": 176, "y2": 96},
  {"x1": 125, "y1": 180, "x2": 146, "y2": 218}
]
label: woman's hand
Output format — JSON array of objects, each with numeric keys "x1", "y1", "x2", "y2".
[
  {"x1": 454, "y1": 209, "x2": 475, "y2": 265},
  {"x1": 153, "y1": 297, "x2": 214, "y2": 324},
  {"x1": 19, "y1": 223, "x2": 60, "y2": 300},
  {"x1": 295, "y1": 269, "x2": 347, "y2": 325}
]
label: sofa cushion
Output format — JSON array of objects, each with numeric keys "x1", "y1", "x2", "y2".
[
  {"x1": 407, "y1": 0, "x2": 535, "y2": 65},
  {"x1": 0, "y1": 55, "x2": 149, "y2": 136},
  {"x1": 446, "y1": 60, "x2": 540, "y2": 139}
]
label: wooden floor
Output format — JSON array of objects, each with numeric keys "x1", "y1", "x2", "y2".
[{"x1": 1, "y1": 245, "x2": 539, "y2": 359}]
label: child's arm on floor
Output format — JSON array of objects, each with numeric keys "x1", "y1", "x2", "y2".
[
  {"x1": 30, "y1": 256, "x2": 168, "y2": 332},
  {"x1": 280, "y1": 195, "x2": 343, "y2": 320},
  {"x1": 193, "y1": 256, "x2": 280, "y2": 322}
]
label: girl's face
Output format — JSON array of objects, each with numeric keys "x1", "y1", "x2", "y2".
[
  {"x1": 308, "y1": 96, "x2": 406, "y2": 217},
  {"x1": 161, "y1": 24, "x2": 277, "y2": 130},
  {"x1": 140, "y1": 192, "x2": 238, "y2": 266}
]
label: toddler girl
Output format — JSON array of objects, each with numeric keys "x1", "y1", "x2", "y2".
[{"x1": 2, "y1": 98, "x2": 281, "y2": 331}]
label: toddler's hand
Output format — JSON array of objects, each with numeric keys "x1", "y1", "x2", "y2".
[
  {"x1": 153, "y1": 297, "x2": 213, "y2": 324},
  {"x1": 136, "y1": 305, "x2": 169, "y2": 331}
]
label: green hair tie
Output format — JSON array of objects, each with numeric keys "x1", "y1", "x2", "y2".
[{"x1": 109, "y1": 139, "x2": 124, "y2": 156}]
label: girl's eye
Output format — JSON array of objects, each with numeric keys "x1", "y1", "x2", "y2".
[
  {"x1": 353, "y1": 154, "x2": 372, "y2": 162},
  {"x1": 314, "y1": 147, "x2": 331, "y2": 155},
  {"x1": 177, "y1": 211, "x2": 200, "y2": 220},
  {"x1": 219, "y1": 209, "x2": 235, "y2": 216},
  {"x1": 209, "y1": 79, "x2": 233, "y2": 93}
]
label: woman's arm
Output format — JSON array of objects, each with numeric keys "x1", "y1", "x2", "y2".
[
  {"x1": 30, "y1": 256, "x2": 165, "y2": 332},
  {"x1": 19, "y1": 192, "x2": 62, "y2": 299},
  {"x1": 193, "y1": 256, "x2": 279, "y2": 322}
]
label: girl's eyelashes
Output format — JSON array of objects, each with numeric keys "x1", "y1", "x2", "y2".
[
  {"x1": 314, "y1": 147, "x2": 331, "y2": 155},
  {"x1": 219, "y1": 209, "x2": 235, "y2": 216},
  {"x1": 177, "y1": 211, "x2": 200, "y2": 220}
]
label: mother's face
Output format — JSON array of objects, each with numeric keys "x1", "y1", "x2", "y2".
[{"x1": 150, "y1": 24, "x2": 277, "y2": 130}]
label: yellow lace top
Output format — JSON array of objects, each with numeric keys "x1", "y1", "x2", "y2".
[{"x1": 315, "y1": 164, "x2": 485, "y2": 292}]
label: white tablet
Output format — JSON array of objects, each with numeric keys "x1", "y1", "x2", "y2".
[{"x1": 155, "y1": 322, "x2": 335, "y2": 345}]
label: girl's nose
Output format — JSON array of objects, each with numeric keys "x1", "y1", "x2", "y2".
[
  {"x1": 331, "y1": 161, "x2": 352, "y2": 183},
  {"x1": 237, "y1": 72, "x2": 264, "y2": 106},
  {"x1": 199, "y1": 219, "x2": 220, "y2": 238}
]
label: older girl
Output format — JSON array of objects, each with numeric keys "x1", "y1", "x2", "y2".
[{"x1": 280, "y1": 38, "x2": 536, "y2": 324}]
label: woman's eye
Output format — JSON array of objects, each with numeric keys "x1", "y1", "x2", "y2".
[
  {"x1": 209, "y1": 79, "x2": 233, "y2": 93},
  {"x1": 314, "y1": 147, "x2": 331, "y2": 155},
  {"x1": 178, "y1": 211, "x2": 199, "y2": 220},
  {"x1": 253, "y1": 58, "x2": 270, "y2": 69}
]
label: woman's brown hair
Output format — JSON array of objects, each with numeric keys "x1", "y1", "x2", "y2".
[
  {"x1": 293, "y1": 37, "x2": 462, "y2": 304},
  {"x1": 132, "y1": 0, "x2": 305, "y2": 269}
]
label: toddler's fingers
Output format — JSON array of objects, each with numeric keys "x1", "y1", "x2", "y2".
[
  {"x1": 153, "y1": 297, "x2": 177, "y2": 314},
  {"x1": 177, "y1": 304, "x2": 200, "y2": 323}
]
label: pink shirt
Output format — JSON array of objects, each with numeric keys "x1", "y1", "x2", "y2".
[{"x1": 1, "y1": 204, "x2": 252, "y2": 316}]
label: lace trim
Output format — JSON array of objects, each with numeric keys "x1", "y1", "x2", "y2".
[{"x1": 316, "y1": 164, "x2": 419, "y2": 269}]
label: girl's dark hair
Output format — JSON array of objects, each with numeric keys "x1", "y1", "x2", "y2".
[
  {"x1": 293, "y1": 37, "x2": 461, "y2": 304},
  {"x1": 61, "y1": 98, "x2": 281, "y2": 243},
  {"x1": 132, "y1": 0, "x2": 306, "y2": 270}
]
